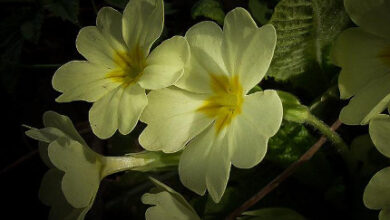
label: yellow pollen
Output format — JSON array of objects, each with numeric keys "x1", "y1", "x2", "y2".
[
  {"x1": 197, "y1": 74, "x2": 244, "y2": 134},
  {"x1": 106, "y1": 47, "x2": 146, "y2": 87},
  {"x1": 379, "y1": 46, "x2": 390, "y2": 68}
]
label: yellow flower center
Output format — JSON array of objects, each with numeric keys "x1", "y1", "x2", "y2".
[
  {"x1": 197, "y1": 74, "x2": 244, "y2": 134},
  {"x1": 106, "y1": 47, "x2": 146, "y2": 87}
]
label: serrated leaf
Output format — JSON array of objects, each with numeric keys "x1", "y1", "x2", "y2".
[
  {"x1": 248, "y1": 0, "x2": 273, "y2": 25},
  {"x1": 191, "y1": 0, "x2": 225, "y2": 25},
  {"x1": 44, "y1": 0, "x2": 80, "y2": 24},
  {"x1": 267, "y1": 0, "x2": 349, "y2": 81}
]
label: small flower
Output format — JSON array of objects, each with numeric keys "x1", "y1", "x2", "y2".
[
  {"x1": 52, "y1": 0, "x2": 189, "y2": 139},
  {"x1": 26, "y1": 111, "x2": 178, "y2": 219},
  {"x1": 332, "y1": 0, "x2": 390, "y2": 125},
  {"x1": 139, "y1": 8, "x2": 282, "y2": 202},
  {"x1": 142, "y1": 177, "x2": 201, "y2": 220},
  {"x1": 363, "y1": 114, "x2": 390, "y2": 220}
]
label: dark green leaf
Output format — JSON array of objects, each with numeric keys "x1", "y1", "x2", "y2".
[
  {"x1": 248, "y1": 0, "x2": 273, "y2": 25},
  {"x1": 191, "y1": 0, "x2": 225, "y2": 25},
  {"x1": 267, "y1": 0, "x2": 350, "y2": 81}
]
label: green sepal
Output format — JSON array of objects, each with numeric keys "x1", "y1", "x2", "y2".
[{"x1": 277, "y1": 90, "x2": 309, "y2": 123}]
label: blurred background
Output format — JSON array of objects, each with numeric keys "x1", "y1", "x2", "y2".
[{"x1": 1, "y1": 0, "x2": 386, "y2": 219}]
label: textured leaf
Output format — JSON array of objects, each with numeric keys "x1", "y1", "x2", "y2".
[
  {"x1": 267, "y1": 0, "x2": 349, "y2": 81},
  {"x1": 267, "y1": 121, "x2": 316, "y2": 167},
  {"x1": 191, "y1": 0, "x2": 225, "y2": 25}
]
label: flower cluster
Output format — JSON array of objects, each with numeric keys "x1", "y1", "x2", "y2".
[
  {"x1": 333, "y1": 0, "x2": 390, "y2": 125},
  {"x1": 333, "y1": 0, "x2": 390, "y2": 219},
  {"x1": 26, "y1": 0, "x2": 284, "y2": 219}
]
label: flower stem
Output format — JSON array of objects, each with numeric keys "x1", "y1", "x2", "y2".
[
  {"x1": 100, "y1": 151, "x2": 181, "y2": 177},
  {"x1": 305, "y1": 113, "x2": 349, "y2": 157},
  {"x1": 101, "y1": 156, "x2": 154, "y2": 177}
]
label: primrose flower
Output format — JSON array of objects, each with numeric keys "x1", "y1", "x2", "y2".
[
  {"x1": 52, "y1": 0, "x2": 189, "y2": 139},
  {"x1": 332, "y1": 0, "x2": 390, "y2": 125},
  {"x1": 26, "y1": 111, "x2": 178, "y2": 219},
  {"x1": 364, "y1": 114, "x2": 390, "y2": 220},
  {"x1": 142, "y1": 177, "x2": 201, "y2": 220},
  {"x1": 139, "y1": 8, "x2": 283, "y2": 202}
]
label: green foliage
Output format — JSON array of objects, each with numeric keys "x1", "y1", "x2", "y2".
[
  {"x1": 43, "y1": 0, "x2": 80, "y2": 24},
  {"x1": 191, "y1": 0, "x2": 225, "y2": 25},
  {"x1": 248, "y1": 0, "x2": 273, "y2": 25},
  {"x1": 240, "y1": 207, "x2": 306, "y2": 220},
  {"x1": 277, "y1": 90, "x2": 309, "y2": 123},
  {"x1": 267, "y1": 121, "x2": 316, "y2": 166},
  {"x1": 267, "y1": 0, "x2": 349, "y2": 81}
]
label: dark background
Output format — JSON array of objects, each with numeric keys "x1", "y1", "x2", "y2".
[{"x1": 1, "y1": 0, "x2": 387, "y2": 219}]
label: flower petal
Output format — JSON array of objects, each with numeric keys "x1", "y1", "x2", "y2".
[
  {"x1": 76, "y1": 26, "x2": 118, "y2": 68},
  {"x1": 47, "y1": 138, "x2": 101, "y2": 209},
  {"x1": 179, "y1": 125, "x2": 215, "y2": 196},
  {"x1": 205, "y1": 132, "x2": 231, "y2": 203},
  {"x1": 117, "y1": 84, "x2": 148, "y2": 135},
  {"x1": 175, "y1": 21, "x2": 226, "y2": 93},
  {"x1": 142, "y1": 178, "x2": 200, "y2": 220},
  {"x1": 339, "y1": 74, "x2": 390, "y2": 125},
  {"x1": 332, "y1": 28, "x2": 390, "y2": 99},
  {"x1": 53, "y1": 61, "x2": 119, "y2": 103},
  {"x1": 344, "y1": 0, "x2": 390, "y2": 38},
  {"x1": 179, "y1": 125, "x2": 231, "y2": 203},
  {"x1": 138, "y1": 36, "x2": 189, "y2": 90},
  {"x1": 89, "y1": 84, "x2": 146, "y2": 139},
  {"x1": 221, "y1": 8, "x2": 276, "y2": 92},
  {"x1": 230, "y1": 90, "x2": 283, "y2": 169},
  {"x1": 39, "y1": 169, "x2": 87, "y2": 220},
  {"x1": 369, "y1": 114, "x2": 390, "y2": 158},
  {"x1": 363, "y1": 167, "x2": 390, "y2": 210},
  {"x1": 380, "y1": 209, "x2": 390, "y2": 220},
  {"x1": 96, "y1": 7, "x2": 127, "y2": 52},
  {"x1": 122, "y1": 0, "x2": 163, "y2": 55},
  {"x1": 43, "y1": 111, "x2": 86, "y2": 146},
  {"x1": 139, "y1": 87, "x2": 213, "y2": 153}
]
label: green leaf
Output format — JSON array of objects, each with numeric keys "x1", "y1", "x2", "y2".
[
  {"x1": 267, "y1": 0, "x2": 350, "y2": 81},
  {"x1": 248, "y1": 0, "x2": 273, "y2": 25},
  {"x1": 267, "y1": 121, "x2": 316, "y2": 167},
  {"x1": 142, "y1": 177, "x2": 201, "y2": 220},
  {"x1": 239, "y1": 207, "x2": 306, "y2": 220},
  {"x1": 44, "y1": 0, "x2": 80, "y2": 24},
  {"x1": 191, "y1": 0, "x2": 225, "y2": 25}
]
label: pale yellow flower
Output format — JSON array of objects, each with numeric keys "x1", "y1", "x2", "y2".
[{"x1": 52, "y1": 0, "x2": 189, "y2": 139}]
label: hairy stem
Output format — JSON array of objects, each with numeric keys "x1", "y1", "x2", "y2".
[{"x1": 305, "y1": 113, "x2": 349, "y2": 157}]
